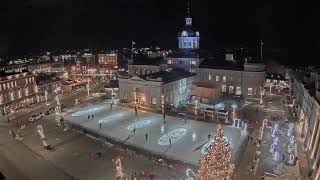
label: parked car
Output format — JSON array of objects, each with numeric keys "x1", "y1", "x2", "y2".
[{"x1": 29, "y1": 113, "x2": 44, "y2": 122}]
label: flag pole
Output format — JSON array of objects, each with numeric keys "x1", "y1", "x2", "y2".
[{"x1": 260, "y1": 40, "x2": 263, "y2": 62}]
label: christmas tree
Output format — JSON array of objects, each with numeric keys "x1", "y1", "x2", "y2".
[{"x1": 196, "y1": 124, "x2": 234, "y2": 180}]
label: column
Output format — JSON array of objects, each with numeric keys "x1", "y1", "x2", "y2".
[
  {"x1": 311, "y1": 124, "x2": 320, "y2": 159},
  {"x1": 313, "y1": 145, "x2": 320, "y2": 170},
  {"x1": 315, "y1": 165, "x2": 320, "y2": 180},
  {"x1": 308, "y1": 115, "x2": 319, "y2": 151}
]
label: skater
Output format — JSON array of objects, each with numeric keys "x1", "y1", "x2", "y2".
[
  {"x1": 133, "y1": 128, "x2": 136, "y2": 135},
  {"x1": 135, "y1": 106, "x2": 138, "y2": 116},
  {"x1": 169, "y1": 138, "x2": 172, "y2": 146},
  {"x1": 110, "y1": 103, "x2": 113, "y2": 111},
  {"x1": 91, "y1": 114, "x2": 94, "y2": 119},
  {"x1": 99, "y1": 122, "x2": 102, "y2": 129},
  {"x1": 163, "y1": 113, "x2": 166, "y2": 121},
  {"x1": 145, "y1": 133, "x2": 148, "y2": 141},
  {"x1": 88, "y1": 115, "x2": 90, "y2": 119},
  {"x1": 282, "y1": 154, "x2": 285, "y2": 161},
  {"x1": 208, "y1": 134, "x2": 211, "y2": 141},
  {"x1": 16, "y1": 129, "x2": 23, "y2": 141}
]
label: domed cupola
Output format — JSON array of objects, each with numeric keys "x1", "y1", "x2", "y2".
[{"x1": 178, "y1": 0, "x2": 200, "y2": 50}]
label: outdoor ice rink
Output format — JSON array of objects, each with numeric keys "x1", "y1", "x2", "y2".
[{"x1": 64, "y1": 100, "x2": 246, "y2": 165}]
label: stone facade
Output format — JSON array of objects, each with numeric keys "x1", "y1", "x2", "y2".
[
  {"x1": 128, "y1": 65, "x2": 163, "y2": 76},
  {"x1": 291, "y1": 75, "x2": 320, "y2": 179},
  {"x1": 119, "y1": 71, "x2": 196, "y2": 109},
  {"x1": 195, "y1": 64, "x2": 265, "y2": 98}
]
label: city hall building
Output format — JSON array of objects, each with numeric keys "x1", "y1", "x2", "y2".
[{"x1": 118, "y1": 70, "x2": 196, "y2": 108}]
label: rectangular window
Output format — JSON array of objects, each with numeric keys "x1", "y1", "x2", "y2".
[
  {"x1": 209, "y1": 74, "x2": 212, "y2": 80},
  {"x1": 184, "y1": 42, "x2": 187, "y2": 47},
  {"x1": 189, "y1": 69, "x2": 196, "y2": 73},
  {"x1": 11, "y1": 82, "x2": 14, "y2": 88},
  {"x1": 0, "y1": 84, "x2": 1, "y2": 91},
  {"x1": 248, "y1": 88, "x2": 253, "y2": 96},
  {"x1": 216, "y1": 76, "x2": 219, "y2": 82},
  {"x1": 3, "y1": 84, "x2": 6, "y2": 90},
  {"x1": 6, "y1": 83, "x2": 10, "y2": 89},
  {"x1": 14, "y1": 81, "x2": 17, "y2": 87},
  {"x1": 223, "y1": 76, "x2": 227, "y2": 83},
  {"x1": 0, "y1": 94, "x2": 3, "y2": 104},
  {"x1": 190, "y1": 60, "x2": 197, "y2": 65},
  {"x1": 188, "y1": 42, "x2": 192, "y2": 47},
  {"x1": 229, "y1": 86, "x2": 234, "y2": 93},
  {"x1": 152, "y1": 97, "x2": 157, "y2": 105},
  {"x1": 236, "y1": 87, "x2": 241, "y2": 95},
  {"x1": 179, "y1": 61, "x2": 183, "y2": 65},
  {"x1": 222, "y1": 85, "x2": 227, "y2": 92},
  {"x1": 10, "y1": 92, "x2": 14, "y2": 101}
]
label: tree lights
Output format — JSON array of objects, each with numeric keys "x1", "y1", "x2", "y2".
[{"x1": 196, "y1": 124, "x2": 234, "y2": 180}]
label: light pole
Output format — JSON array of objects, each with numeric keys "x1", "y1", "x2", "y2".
[
  {"x1": 231, "y1": 104, "x2": 237, "y2": 126},
  {"x1": 86, "y1": 79, "x2": 90, "y2": 96},
  {"x1": 259, "y1": 86, "x2": 264, "y2": 105},
  {"x1": 55, "y1": 90, "x2": 61, "y2": 115},
  {"x1": 161, "y1": 94, "x2": 165, "y2": 115}
]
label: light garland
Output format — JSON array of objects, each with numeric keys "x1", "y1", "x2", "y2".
[{"x1": 196, "y1": 124, "x2": 235, "y2": 180}]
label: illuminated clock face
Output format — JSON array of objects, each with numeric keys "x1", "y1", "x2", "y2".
[
  {"x1": 196, "y1": 31, "x2": 200, "y2": 37},
  {"x1": 181, "y1": 30, "x2": 187, "y2": 36}
]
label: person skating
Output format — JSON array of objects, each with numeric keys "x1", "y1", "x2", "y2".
[
  {"x1": 133, "y1": 128, "x2": 136, "y2": 135},
  {"x1": 91, "y1": 114, "x2": 94, "y2": 119},
  {"x1": 145, "y1": 133, "x2": 148, "y2": 141},
  {"x1": 88, "y1": 115, "x2": 90, "y2": 119},
  {"x1": 134, "y1": 106, "x2": 138, "y2": 116}
]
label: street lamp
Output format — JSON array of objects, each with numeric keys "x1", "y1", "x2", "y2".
[
  {"x1": 231, "y1": 104, "x2": 237, "y2": 126},
  {"x1": 86, "y1": 79, "x2": 90, "y2": 96},
  {"x1": 259, "y1": 86, "x2": 264, "y2": 105},
  {"x1": 161, "y1": 95, "x2": 165, "y2": 115}
]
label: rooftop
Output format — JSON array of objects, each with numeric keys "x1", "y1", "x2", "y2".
[
  {"x1": 138, "y1": 69, "x2": 196, "y2": 84},
  {"x1": 168, "y1": 49, "x2": 210, "y2": 59},
  {"x1": 132, "y1": 55, "x2": 164, "y2": 66},
  {"x1": 199, "y1": 58, "x2": 244, "y2": 71},
  {"x1": 36, "y1": 73, "x2": 62, "y2": 85}
]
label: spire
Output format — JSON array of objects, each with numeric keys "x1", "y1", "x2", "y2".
[
  {"x1": 186, "y1": 0, "x2": 190, "y2": 17},
  {"x1": 185, "y1": 0, "x2": 192, "y2": 25}
]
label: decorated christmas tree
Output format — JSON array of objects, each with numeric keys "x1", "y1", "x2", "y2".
[{"x1": 196, "y1": 124, "x2": 234, "y2": 180}]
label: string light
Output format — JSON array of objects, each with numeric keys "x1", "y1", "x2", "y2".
[{"x1": 196, "y1": 124, "x2": 234, "y2": 180}]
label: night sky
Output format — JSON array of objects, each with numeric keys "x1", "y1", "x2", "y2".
[{"x1": 1, "y1": 0, "x2": 319, "y2": 64}]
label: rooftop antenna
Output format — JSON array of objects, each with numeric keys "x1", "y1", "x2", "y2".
[
  {"x1": 260, "y1": 40, "x2": 263, "y2": 62},
  {"x1": 187, "y1": 0, "x2": 190, "y2": 16}
]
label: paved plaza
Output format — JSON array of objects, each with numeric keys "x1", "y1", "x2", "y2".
[{"x1": 64, "y1": 101, "x2": 247, "y2": 166}]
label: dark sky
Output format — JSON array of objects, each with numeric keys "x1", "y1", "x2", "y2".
[{"x1": 1, "y1": 0, "x2": 320, "y2": 64}]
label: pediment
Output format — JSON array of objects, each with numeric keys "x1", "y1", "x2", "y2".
[{"x1": 128, "y1": 76, "x2": 146, "y2": 82}]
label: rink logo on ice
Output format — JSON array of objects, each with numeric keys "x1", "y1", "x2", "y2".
[
  {"x1": 127, "y1": 120, "x2": 152, "y2": 131},
  {"x1": 158, "y1": 128, "x2": 187, "y2": 146}
]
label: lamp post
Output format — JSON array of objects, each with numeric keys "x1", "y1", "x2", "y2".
[
  {"x1": 55, "y1": 90, "x2": 61, "y2": 115},
  {"x1": 231, "y1": 104, "x2": 237, "y2": 127},
  {"x1": 259, "y1": 86, "x2": 264, "y2": 105},
  {"x1": 86, "y1": 79, "x2": 90, "y2": 96},
  {"x1": 161, "y1": 95, "x2": 165, "y2": 114}
]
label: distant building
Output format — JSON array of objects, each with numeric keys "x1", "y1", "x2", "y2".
[
  {"x1": 36, "y1": 73, "x2": 62, "y2": 102},
  {"x1": 128, "y1": 56, "x2": 167, "y2": 76},
  {"x1": 118, "y1": 69, "x2": 196, "y2": 108},
  {"x1": 0, "y1": 70, "x2": 38, "y2": 114}
]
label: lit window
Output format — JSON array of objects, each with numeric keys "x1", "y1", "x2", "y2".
[
  {"x1": 152, "y1": 97, "x2": 157, "y2": 105},
  {"x1": 25, "y1": 78, "x2": 28, "y2": 84},
  {"x1": 223, "y1": 76, "x2": 227, "y2": 83},
  {"x1": 0, "y1": 95, "x2": 3, "y2": 104},
  {"x1": 167, "y1": 60, "x2": 173, "y2": 64},
  {"x1": 3, "y1": 84, "x2": 6, "y2": 90},
  {"x1": 229, "y1": 86, "x2": 234, "y2": 93},
  {"x1": 25, "y1": 87, "x2": 29, "y2": 96},
  {"x1": 0, "y1": 84, "x2": 1, "y2": 91},
  {"x1": 14, "y1": 81, "x2": 17, "y2": 87},
  {"x1": 189, "y1": 69, "x2": 196, "y2": 73},
  {"x1": 222, "y1": 85, "x2": 227, "y2": 92},
  {"x1": 18, "y1": 90, "x2": 22, "y2": 98},
  {"x1": 216, "y1": 76, "x2": 219, "y2": 81},
  {"x1": 190, "y1": 60, "x2": 197, "y2": 65},
  {"x1": 6, "y1": 83, "x2": 10, "y2": 89},
  {"x1": 209, "y1": 74, "x2": 212, "y2": 80},
  {"x1": 236, "y1": 87, "x2": 241, "y2": 95},
  {"x1": 248, "y1": 88, "x2": 253, "y2": 95},
  {"x1": 11, "y1": 82, "x2": 14, "y2": 88},
  {"x1": 10, "y1": 92, "x2": 14, "y2": 101}
]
